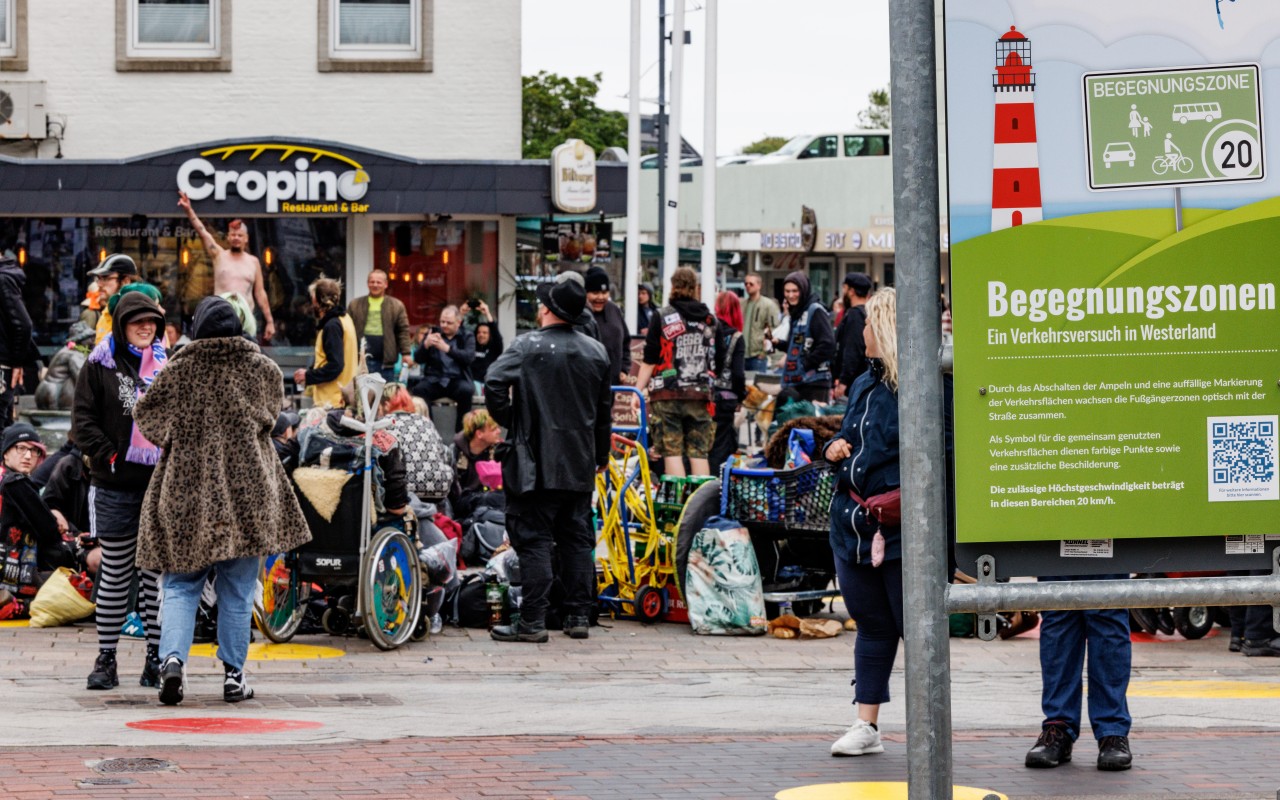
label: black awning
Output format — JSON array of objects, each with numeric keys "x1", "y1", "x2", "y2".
[{"x1": 0, "y1": 137, "x2": 626, "y2": 217}]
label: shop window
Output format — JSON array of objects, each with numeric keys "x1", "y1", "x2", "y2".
[
  {"x1": 373, "y1": 220, "x2": 497, "y2": 328},
  {"x1": 117, "y1": 0, "x2": 231, "y2": 71},
  {"x1": 0, "y1": 0, "x2": 27, "y2": 70},
  {"x1": 319, "y1": 0, "x2": 433, "y2": 73},
  {"x1": 0, "y1": 216, "x2": 345, "y2": 348}
]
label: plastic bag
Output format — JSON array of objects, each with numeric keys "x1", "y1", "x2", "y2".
[
  {"x1": 28, "y1": 567, "x2": 96, "y2": 628},
  {"x1": 784, "y1": 428, "x2": 815, "y2": 469},
  {"x1": 685, "y1": 516, "x2": 766, "y2": 636},
  {"x1": 418, "y1": 538, "x2": 458, "y2": 588}
]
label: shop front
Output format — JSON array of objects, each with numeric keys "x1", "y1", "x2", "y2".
[{"x1": 0, "y1": 138, "x2": 625, "y2": 349}]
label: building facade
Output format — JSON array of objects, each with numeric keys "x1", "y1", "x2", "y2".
[{"x1": 0, "y1": 0, "x2": 622, "y2": 347}]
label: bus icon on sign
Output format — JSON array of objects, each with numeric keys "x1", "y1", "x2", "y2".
[{"x1": 1172, "y1": 102, "x2": 1222, "y2": 124}]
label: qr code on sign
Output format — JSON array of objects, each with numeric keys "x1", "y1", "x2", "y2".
[{"x1": 1208, "y1": 415, "x2": 1279, "y2": 502}]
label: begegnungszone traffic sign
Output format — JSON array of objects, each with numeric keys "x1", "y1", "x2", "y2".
[{"x1": 1084, "y1": 64, "x2": 1264, "y2": 191}]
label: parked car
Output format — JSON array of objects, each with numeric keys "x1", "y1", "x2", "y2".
[{"x1": 751, "y1": 131, "x2": 891, "y2": 164}]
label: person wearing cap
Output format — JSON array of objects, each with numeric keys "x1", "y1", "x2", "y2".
[
  {"x1": 0, "y1": 423, "x2": 77, "y2": 618},
  {"x1": 484, "y1": 276, "x2": 612, "y2": 643},
  {"x1": 0, "y1": 252, "x2": 39, "y2": 433},
  {"x1": 833, "y1": 272, "x2": 874, "y2": 399},
  {"x1": 71, "y1": 287, "x2": 167, "y2": 691},
  {"x1": 87, "y1": 253, "x2": 140, "y2": 346},
  {"x1": 272, "y1": 410, "x2": 302, "y2": 476},
  {"x1": 133, "y1": 294, "x2": 309, "y2": 706},
  {"x1": 583, "y1": 266, "x2": 631, "y2": 385}
]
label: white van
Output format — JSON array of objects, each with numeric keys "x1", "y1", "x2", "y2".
[{"x1": 751, "y1": 131, "x2": 891, "y2": 164}]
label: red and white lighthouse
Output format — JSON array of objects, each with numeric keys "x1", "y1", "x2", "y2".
[{"x1": 991, "y1": 26, "x2": 1043, "y2": 231}]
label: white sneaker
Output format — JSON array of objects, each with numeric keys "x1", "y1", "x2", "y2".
[
  {"x1": 429, "y1": 613, "x2": 443, "y2": 636},
  {"x1": 831, "y1": 719, "x2": 884, "y2": 756}
]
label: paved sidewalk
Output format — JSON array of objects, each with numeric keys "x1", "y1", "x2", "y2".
[{"x1": 3, "y1": 617, "x2": 1280, "y2": 797}]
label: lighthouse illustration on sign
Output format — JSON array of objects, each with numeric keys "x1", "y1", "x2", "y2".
[{"x1": 991, "y1": 26, "x2": 1044, "y2": 231}]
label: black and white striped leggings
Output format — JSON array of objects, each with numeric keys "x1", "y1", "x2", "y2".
[{"x1": 94, "y1": 536, "x2": 160, "y2": 650}]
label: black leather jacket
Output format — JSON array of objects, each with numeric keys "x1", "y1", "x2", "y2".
[{"x1": 484, "y1": 323, "x2": 612, "y2": 494}]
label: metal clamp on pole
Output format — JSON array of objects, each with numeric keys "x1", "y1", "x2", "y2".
[{"x1": 974, "y1": 555, "x2": 999, "y2": 641}]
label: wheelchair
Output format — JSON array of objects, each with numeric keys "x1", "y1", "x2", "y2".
[{"x1": 254, "y1": 375, "x2": 425, "y2": 651}]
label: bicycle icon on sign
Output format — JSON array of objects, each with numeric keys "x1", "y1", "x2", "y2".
[{"x1": 1153, "y1": 153, "x2": 1194, "y2": 175}]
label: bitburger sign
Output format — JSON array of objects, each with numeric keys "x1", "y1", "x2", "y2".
[{"x1": 176, "y1": 143, "x2": 372, "y2": 214}]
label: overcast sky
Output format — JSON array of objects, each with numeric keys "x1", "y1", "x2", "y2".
[{"x1": 521, "y1": 1, "x2": 892, "y2": 155}]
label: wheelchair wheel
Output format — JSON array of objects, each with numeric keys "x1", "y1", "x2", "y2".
[
  {"x1": 361, "y1": 527, "x2": 423, "y2": 651},
  {"x1": 254, "y1": 553, "x2": 305, "y2": 643}
]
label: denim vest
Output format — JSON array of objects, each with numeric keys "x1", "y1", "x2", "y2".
[{"x1": 781, "y1": 302, "x2": 831, "y2": 386}]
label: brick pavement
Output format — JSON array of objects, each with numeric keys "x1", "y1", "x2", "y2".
[{"x1": 2, "y1": 731, "x2": 1278, "y2": 799}]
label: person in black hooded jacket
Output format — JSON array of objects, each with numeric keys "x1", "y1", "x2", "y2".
[
  {"x1": 775, "y1": 270, "x2": 836, "y2": 403},
  {"x1": 71, "y1": 287, "x2": 167, "y2": 692},
  {"x1": 0, "y1": 254, "x2": 39, "y2": 433}
]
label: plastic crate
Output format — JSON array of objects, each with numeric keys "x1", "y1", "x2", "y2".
[{"x1": 722, "y1": 461, "x2": 836, "y2": 532}]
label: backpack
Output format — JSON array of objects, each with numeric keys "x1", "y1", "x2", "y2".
[
  {"x1": 444, "y1": 573, "x2": 492, "y2": 628},
  {"x1": 388, "y1": 413, "x2": 454, "y2": 501},
  {"x1": 684, "y1": 516, "x2": 766, "y2": 636}
]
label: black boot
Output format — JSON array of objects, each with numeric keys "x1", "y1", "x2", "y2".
[
  {"x1": 1025, "y1": 721, "x2": 1073, "y2": 768},
  {"x1": 86, "y1": 649, "x2": 119, "y2": 691},
  {"x1": 139, "y1": 644, "x2": 161, "y2": 688},
  {"x1": 562, "y1": 615, "x2": 590, "y2": 639},
  {"x1": 490, "y1": 623, "x2": 549, "y2": 643},
  {"x1": 1097, "y1": 735, "x2": 1133, "y2": 771}
]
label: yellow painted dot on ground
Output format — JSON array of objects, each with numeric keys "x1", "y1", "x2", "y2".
[
  {"x1": 777, "y1": 783, "x2": 1005, "y2": 800},
  {"x1": 1129, "y1": 679, "x2": 1280, "y2": 699},
  {"x1": 0, "y1": 619, "x2": 28, "y2": 627},
  {"x1": 189, "y1": 642, "x2": 345, "y2": 661}
]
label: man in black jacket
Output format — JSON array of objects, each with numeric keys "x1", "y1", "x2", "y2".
[
  {"x1": 833, "y1": 272, "x2": 873, "y2": 399},
  {"x1": 412, "y1": 305, "x2": 476, "y2": 432},
  {"x1": 0, "y1": 254, "x2": 38, "y2": 433},
  {"x1": 484, "y1": 277, "x2": 612, "y2": 643}
]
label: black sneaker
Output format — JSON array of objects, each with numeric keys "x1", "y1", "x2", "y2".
[
  {"x1": 1229, "y1": 634, "x2": 1244, "y2": 653},
  {"x1": 490, "y1": 623, "x2": 549, "y2": 643},
  {"x1": 139, "y1": 645, "x2": 161, "y2": 688},
  {"x1": 1025, "y1": 721, "x2": 1073, "y2": 768},
  {"x1": 1241, "y1": 637, "x2": 1280, "y2": 657},
  {"x1": 223, "y1": 665, "x2": 254, "y2": 703},
  {"x1": 1097, "y1": 735, "x2": 1133, "y2": 771},
  {"x1": 563, "y1": 615, "x2": 590, "y2": 639},
  {"x1": 86, "y1": 650, "x2": 119, "y2": 691},
  {"x1": 158, "y1": 656, "x2": 184, "y2": 706}
]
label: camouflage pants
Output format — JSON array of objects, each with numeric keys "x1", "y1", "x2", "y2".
[{"x1": 650, "y1": 399, "x2": 713, "y2": 459}]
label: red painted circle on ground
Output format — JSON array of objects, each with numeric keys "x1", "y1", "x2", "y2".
[{"x1": 126, "y1": 718, "x2": 323, "y2": 734}]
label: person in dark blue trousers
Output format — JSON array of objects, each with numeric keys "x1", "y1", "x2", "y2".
[{"x1": 1025, "y1": 573, "x2": 1133, "y2": 771}]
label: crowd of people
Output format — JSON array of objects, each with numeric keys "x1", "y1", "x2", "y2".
[{"x1": 4, "y1": 207, "x2": 1279, "y2": 774}]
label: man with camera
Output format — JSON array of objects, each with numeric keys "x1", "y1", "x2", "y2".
[{"x1": 411, "y1": 305, "x2": 476, "y2": 433}]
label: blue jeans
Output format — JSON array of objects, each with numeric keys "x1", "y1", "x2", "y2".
[
  {"x1": 834, "y1": 553, "x2": 904, "y2": 705},
  {"x1": 1038, "y1": 574, "x2": 1132, "y2": 741},
  {"x1": 744, "y1": 356, "x2": 770, "y2": 373},
  {"x1": 160, "y1": 556, "x2": 260, "y2": 670}
]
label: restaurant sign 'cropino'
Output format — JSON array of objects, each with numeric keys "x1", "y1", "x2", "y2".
[{"x1": 176, "y1": 143, "x2": 372, "y2": 214}]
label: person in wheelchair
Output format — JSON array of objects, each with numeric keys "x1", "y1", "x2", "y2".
[
  {"x1": 298, "y1": 401, "x2": 410, "y2": 520},
  {"x1": 374, "y1": 383, "x2": 452, "y2": 510}
]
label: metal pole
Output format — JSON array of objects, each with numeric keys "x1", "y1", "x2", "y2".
[
  {"x1": 1174, "y1": 187, "x2": 1184, "y2": 232},
  {"x1": 662, "y1": 0, "x2": 686, "y2": 299},
  {"x1": 887, "y1": 0, "x2": 950, "y2": 797},
  {"x1": 657, "y1": 0, "x2": 667, "y2": 282},
  {"x1": 625, "y1": 0, "x2": 642, "y2": 334},
  {"x1": 700, "y1": 0, "x2": 717, "y2": 303},
  {"x1": 949, "y1": 572, "x2": 1280, "y2": 614}
]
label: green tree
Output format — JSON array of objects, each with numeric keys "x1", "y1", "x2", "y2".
[
  {"x1": 522, "y1": 71, "x2": 628, "y2": 159},
  {"x1": 858, "y1": 87, "x2": 891, "y2": 129},
  {"x1": 741, "y1": 135, "x2": 789, "y2": 155}
]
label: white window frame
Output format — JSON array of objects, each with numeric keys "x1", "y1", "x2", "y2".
[
  {"x1": 126, "y1": 0, "x2": 220, "y2": 59},
  {"x1": 330, "y1": 0, "x2": 421, "y2": 60},
  {"x1": 0, "y1": 0, "x2": 17, "y2": 60}
]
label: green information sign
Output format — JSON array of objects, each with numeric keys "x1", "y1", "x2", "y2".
[{"x1": 1084, "y1": 64, "x2": 1264, "y2": 190}]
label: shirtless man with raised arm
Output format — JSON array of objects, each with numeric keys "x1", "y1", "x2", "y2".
[{"x1": 177, "y1": 191, "x2": 275, "y2": 341}]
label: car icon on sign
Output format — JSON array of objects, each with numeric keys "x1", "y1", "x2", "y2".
[{"x1": 1103, "y1": 142, "x2": 1136, "y2": 168}]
